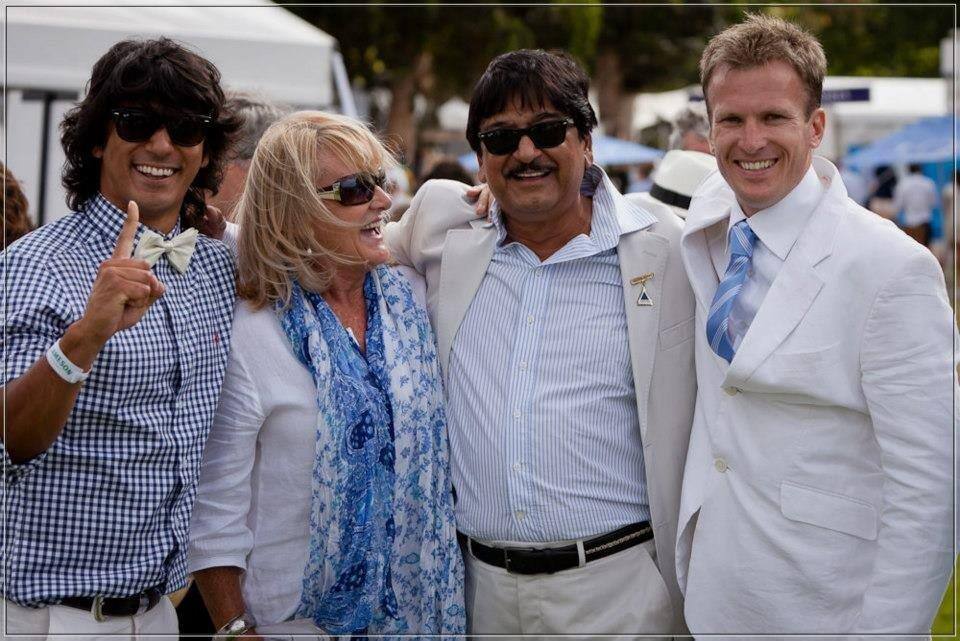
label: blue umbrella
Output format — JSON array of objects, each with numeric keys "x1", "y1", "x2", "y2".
[
  {"x1": 844, "y1": 115, "x2": 959, "y2": 171},
  {"x1": 458, "y1": 134, "x2": 663, "y2": 172}
]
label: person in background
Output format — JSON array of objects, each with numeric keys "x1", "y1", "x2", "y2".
[
  {"x1": 386, "y1": 48, "x2": 695, "y2": 637},
  {"x1": 893, "y1": 162, "x2": 940, "y2": 246},
  {"x1": 1, "y1": 37, "x2": 239, "y2": 640},
  {"x1": 678, "y1": 14, "x2": 956, "y2": 634},
  {"x1": 207, "y1": 90, "x2": 289, "y2": 221},
  {"x1": 867, "y1": 164, "x2": 898, "y2": 219},
  {"x1": 625, "y1": 162, "x2": 654, "y2": 193},
  {"x1": 384, "y1": 164, "x2": 413, "y2": 222},
  {"x1": 632, "y1": 149, "x2": 717, "y2": 221},
  {"x1": 188, "y1": 111, "x2": 464, "y2": 640},
  {"x1": 932, "y1": 170, "x2": 956, "y2": 292},
  {"x1": 838, "y1": 160, "x2": 869, "y2": 206},
  {"x1": 668, "y1": 104, "x2": 712, "y2": 154},
  {"x1": 2, "y1": 161, "x2": 33, "y2": 247},
  {"x1": 418, "y1": 157, "x2": 476, "y2": 189}
]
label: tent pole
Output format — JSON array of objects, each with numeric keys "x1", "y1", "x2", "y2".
[{"x1": 36, "y1": 91, "x2": 54, "y2": 226}]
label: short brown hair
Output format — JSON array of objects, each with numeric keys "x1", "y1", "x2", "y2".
[{"x1": 700, "y1": 14, "x2": 827, "y2": 116}]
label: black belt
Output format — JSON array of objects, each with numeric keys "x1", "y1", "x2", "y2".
[
  {"x1": 458, "y1": 521, "x2": 652, "y2": 575},
  {"x1": 60, "y1": 586, "x2": 163, "y2": 621}
]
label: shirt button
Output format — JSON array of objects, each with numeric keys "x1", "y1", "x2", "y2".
[
  {"x1": 516, "y1": 510, "x2": 525, "y2": 520},
  {"x1": 535, "y1": 269, "x2": 543, "y2": 278},
  {"x1": 715, "y1": 458, "x2": 729, "y2": 473},
  {"x1": 519, "y1": 361, "x2": 528, "y2": 371},
  {"x1": 724, "y1": 386, "x2": 740, "y2": 396},
  {"x1": 513, "y1": 409, "x2": 521, "y2": 419},
  {"x1": 513, "y1": 462, "x2": 522, "y2": 472},
  {"x1": 526, "y1": 315, "x2": 535, "y2": 325}
]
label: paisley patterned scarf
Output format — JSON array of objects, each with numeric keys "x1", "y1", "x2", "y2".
[{"x1": 277, "y1": 266, "x2": 464, "y2": 637}]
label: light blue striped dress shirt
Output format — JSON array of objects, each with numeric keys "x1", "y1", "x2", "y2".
[{"x1": 447, "y1": 175, "x2": 655, "y2": 542}]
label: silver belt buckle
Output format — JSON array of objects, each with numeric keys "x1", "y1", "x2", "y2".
[{"x1": 91, "y1": 595, "x2": 107, "y2": 622}]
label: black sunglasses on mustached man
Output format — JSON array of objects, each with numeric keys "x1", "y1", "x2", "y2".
[
  {"x1": 478, "y1": 118, "x2": 576, "y2": 156},
  {"x1": 109, "y1": 106, "x2": 213, "y2": 147}
]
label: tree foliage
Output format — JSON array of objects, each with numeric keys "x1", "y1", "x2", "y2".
[{"x1": 280, "y1": 3, "x2": 951, "y2": 154}]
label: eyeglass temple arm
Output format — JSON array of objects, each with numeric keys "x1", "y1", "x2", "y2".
[{"x1": 317, "y1": 185, "x2": 341, "y2": 201}]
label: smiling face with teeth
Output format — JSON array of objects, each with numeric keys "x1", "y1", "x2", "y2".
[
  {"x1": 93, "y1": 105, "x2": 208, "y2": 233},
  {"x1": 477, "y1": 97, "x2": 593, "y2": 237},
  {"x1": 314, "y1": 150, "x2": 392, "y2": 272},
  {"x1": 707, "y1": 60, "x2": 825, "y2": 216}
]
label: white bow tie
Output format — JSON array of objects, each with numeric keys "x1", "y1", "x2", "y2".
[{"x1": 134, "y1": 228, "x2": 198, "y2": 274}]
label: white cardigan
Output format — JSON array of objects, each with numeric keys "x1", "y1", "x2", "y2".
[{"x1": 187, "y1": 268, "x2": 426, "y2": 628}]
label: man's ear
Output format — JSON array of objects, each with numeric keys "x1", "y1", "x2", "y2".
[
  {"x1": 476, "y1": 153, "x2": 486, "y2": 183},
  {"x1": 583, "y1": 132, "x2": 594, "y2": 166},
  {"x1": 809, "y1": 107, "x2": 826, "y2": 149},
  {"x1": 92, "y1": 146, "x2": 104, "y2": 159}
]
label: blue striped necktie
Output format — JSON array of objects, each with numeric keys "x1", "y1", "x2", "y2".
[{"x1": 706, "y1": 219, "x2": 758, "y2": 363}]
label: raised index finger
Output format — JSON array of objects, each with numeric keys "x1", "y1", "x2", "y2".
[{"x1": 112, "y1": 200, "x2": 139, "y2": 259}]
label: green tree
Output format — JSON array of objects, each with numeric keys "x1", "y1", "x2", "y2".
[
  {"x1": 774, "y1": 4, "x2": 950, "y2": 78},
  {"x1": 282, "y1": 3, "x2": 601, "y2": 161}
]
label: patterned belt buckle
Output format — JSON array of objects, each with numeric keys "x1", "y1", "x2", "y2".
[{"x1": 91, "y1": 595, "x2": 107, "y2": 622}]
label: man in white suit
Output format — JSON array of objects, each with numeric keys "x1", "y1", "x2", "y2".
[
  {"x1": 677, "y1": 14, "x2": 957, "y2": 635},
  {"x1": 385, "y1": 49, "x2": 696, "y2": 637}
]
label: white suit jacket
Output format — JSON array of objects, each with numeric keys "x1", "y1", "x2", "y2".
[
  {"x1": 677, "y1": 156, "x2": 957, "y2": 635},
  {"x1": 385, "y1": 178, "x2": 697, "y2": 633}
]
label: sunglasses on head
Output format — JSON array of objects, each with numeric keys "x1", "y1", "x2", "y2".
[
  {"x1": 109, "y1": 108, "x2": 212, "y2": 147},
  {"x1": 317, "y1": 170, "x2": 388, "y2": 206},
  {"x1": 478, "y1": 118, "x2": 575, "y2": 156}
]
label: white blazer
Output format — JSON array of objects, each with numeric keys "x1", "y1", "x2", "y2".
[
  {"x1": 385, "y1": 178, "x2": 697, "y2": 634},
  {"x1": 676, "y1": 156, "x2": 957, "y2": 635}
]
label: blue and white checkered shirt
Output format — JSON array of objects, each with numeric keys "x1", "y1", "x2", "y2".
[
  {"x1": 447, "y1": 172, "x2": 656, "y2": 542},
  {"x1": 2, "y1": 194, "x2": 235, "y2": 606}
]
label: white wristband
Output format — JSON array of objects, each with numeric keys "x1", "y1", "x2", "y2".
[{"x1": 46, "y1": 339, "x2": 90, "y2": 384}]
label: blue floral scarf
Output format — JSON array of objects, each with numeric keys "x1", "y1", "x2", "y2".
[{"x1": 277, "y1": 266, "x2": 464, "y2": 637}]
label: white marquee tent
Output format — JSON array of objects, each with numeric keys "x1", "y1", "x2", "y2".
[{"x1": 3, "y1": 0, "x2": 355, "y2": 224}]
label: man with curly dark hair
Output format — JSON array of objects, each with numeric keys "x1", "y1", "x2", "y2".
[{"x1": 1, "y1": 38, "x2": 239, "y2": 639}]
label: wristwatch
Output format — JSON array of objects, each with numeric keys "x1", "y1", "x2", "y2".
[{"x1": 214, "y1": 611, "x2": 257, "y2": 640}]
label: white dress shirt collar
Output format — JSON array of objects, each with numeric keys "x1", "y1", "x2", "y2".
[{"x1": 728, "y1": 164, "x2": 825, "y2": 260}]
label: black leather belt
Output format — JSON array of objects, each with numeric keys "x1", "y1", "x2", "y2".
[
  {"x1": 458, "y1": 521, "x2": 652, "y2": 575},
  {"x1": 60, "y1": 586, "x2": 163, "y2": 621}
]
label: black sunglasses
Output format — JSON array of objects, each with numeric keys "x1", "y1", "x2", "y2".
[
  {"x1": 109, "y1": 108, "x2": 212, "y2": 147},
  {"x1": 317, "y1": 170, "x2": 388, "y2": 206},
  {"x1": 478, "y1": 118, "x2": 575, "y2": 156}
]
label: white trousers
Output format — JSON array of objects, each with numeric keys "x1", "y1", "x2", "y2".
[
  {"x1": 464, "y1": 537, "x2": 675, "y2": 640},
  {"x1": 2, "y1": 597, "x2": 178, "y2": 640}
]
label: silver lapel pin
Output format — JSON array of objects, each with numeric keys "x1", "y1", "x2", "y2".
[{"x1": 630, "y1": 272, "x2": 655, "y2": 307}]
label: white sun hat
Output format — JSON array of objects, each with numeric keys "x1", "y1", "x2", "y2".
[{"x1": 637, "y1": 149, "x2": 718, "y2": 219}]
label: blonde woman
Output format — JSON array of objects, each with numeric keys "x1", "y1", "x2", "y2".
[{"x1": 187, "y1": 111, "x2": 464, "y2": 639}]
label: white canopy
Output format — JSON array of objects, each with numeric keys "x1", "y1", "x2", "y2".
[
  {"x1": 4, "y1": 0, "x2": 341, "y2": 107},
  {"x1": 2, "y1": 0, "x2": 354, "y2": 224}
]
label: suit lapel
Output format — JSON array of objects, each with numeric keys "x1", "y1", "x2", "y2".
[
  {"x1": 437, "y1": 220, "x2": 497, "y2": 374},
  {"x1": 723, "y1": 189, "x2": 841, "y2": 387},
  {"x1": 681, "y1": 194, "x2": 731, "y2": 314},
  {"x1": 619, "y1": 229, "x2": 669, "y2": 442}
]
